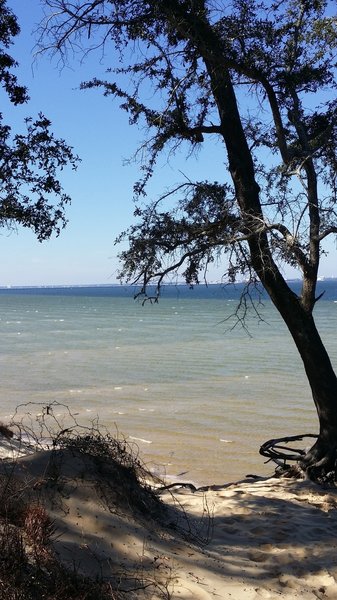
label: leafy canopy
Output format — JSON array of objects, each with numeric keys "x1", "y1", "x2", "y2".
[
  {"x1": 40, "y1": 0, "x2": 337, "y2": 293},
  {"x1": 0, "y1": 0, "x2": 79, "y2": 241}
]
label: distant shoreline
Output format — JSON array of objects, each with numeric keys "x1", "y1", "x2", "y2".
[
  {"x1": 0, "y1": 278, "x2": 336, "y2": 301},
  {"x1": 1, "y1": 277, "x2": 336, "y2": 290}
]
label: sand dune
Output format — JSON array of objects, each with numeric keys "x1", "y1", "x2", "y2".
[{"x1": 1, "y1": 436, "x2": 337, "y2": 599}]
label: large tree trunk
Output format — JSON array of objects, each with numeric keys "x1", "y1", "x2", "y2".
[
  {"x1": 192, "y1": 24, "x2": 337, "y2": 481},
  {"x1": 285, "y1": 312, "x2": 337, "y2": 479},
  {"x1": 263, "y1": 276, "x2": 337, "y2": 480}
]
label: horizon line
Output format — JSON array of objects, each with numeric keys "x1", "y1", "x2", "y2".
[{"x1": 1, "y1": 277, "x2": 337, "y2": 289}]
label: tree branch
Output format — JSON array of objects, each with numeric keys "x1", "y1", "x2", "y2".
[{"x1": 317, "y1": 226, "x2": 337, "y2": 242}]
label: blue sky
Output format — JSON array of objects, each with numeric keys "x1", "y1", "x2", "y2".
[{"x1": 1, "y1": 0, "x2": 336, "y2": 286}]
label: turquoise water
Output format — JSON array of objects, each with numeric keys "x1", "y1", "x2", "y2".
[{"x1": 1, "y1": 284, "x2": 337, "y2": 485}]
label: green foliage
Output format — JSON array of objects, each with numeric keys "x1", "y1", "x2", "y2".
[
  {"x1": 0, "y1": 114, "x2": 78, "y2": 240},
  {"x1": 0, "y1": 0, "x2": 79, "y2": 241},
  {"x1": 40, "y1": 0, "x2": 337, "y2": 301},
  {"x1": 117, "y1": 181, "x2": 240, "y2": 289},
  {"x1": 0, "y1": 0, "x2": 28, "y2": 104}
]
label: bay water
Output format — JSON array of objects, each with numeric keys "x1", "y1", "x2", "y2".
[{"x1": 1, "y1": 282, "x2": 337, "y2": 486}]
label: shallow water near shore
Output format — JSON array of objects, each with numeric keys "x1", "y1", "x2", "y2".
[{"x1": 1, "y1": 283, "x2": 337, "y2": 486}]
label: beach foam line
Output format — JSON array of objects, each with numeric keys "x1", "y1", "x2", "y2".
[{"x1": 129, "y1": 435, "x2": 152, "y2": 444}]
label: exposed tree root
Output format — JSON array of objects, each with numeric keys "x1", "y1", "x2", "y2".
[
  {"x1": 260, "y1": 433, "x2": 337, "y2": 486},
  {"x1": 299, "y1": 437, "x2": 337, "y2": 484}
]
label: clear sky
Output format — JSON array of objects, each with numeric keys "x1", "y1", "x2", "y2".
[{"x1": 1, "y1": 0, "x2": 336, "y2": 286}]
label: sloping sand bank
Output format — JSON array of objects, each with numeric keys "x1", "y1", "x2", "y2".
[{"x1": 1, "y1": 444, "x2": 337, "y2": 599}]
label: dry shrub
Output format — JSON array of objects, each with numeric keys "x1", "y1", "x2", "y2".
[
  {"x1": 0, "y1": 403, "x2": 203, "y2": 599},
  {"x1": 56, "y1": 432, "x2": 164, "y2": 521},
  {"x1": 23, "y1": 502, "x2": 55, "y2": 548},
  {"x1": 0, "y1": 521, "x2": 26, "y2": 572},
  {"x1": 0, "y1": 472, "x2": 26, "y2": 523},
  {"x1": 0, "y1": 517, "x2": 120, "y2": 600}
]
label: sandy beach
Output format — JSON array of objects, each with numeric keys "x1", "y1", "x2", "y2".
[{"x1": 1, "y1": 431, "x2": 337, "y2": 600}]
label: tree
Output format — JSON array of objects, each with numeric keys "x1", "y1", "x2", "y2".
[
  {"x1": 0, "y1": 0, "x2": 79, "y2": 241},
  {"x1": 39, "y1": 0, "x2": 337, "y2": 481}
]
